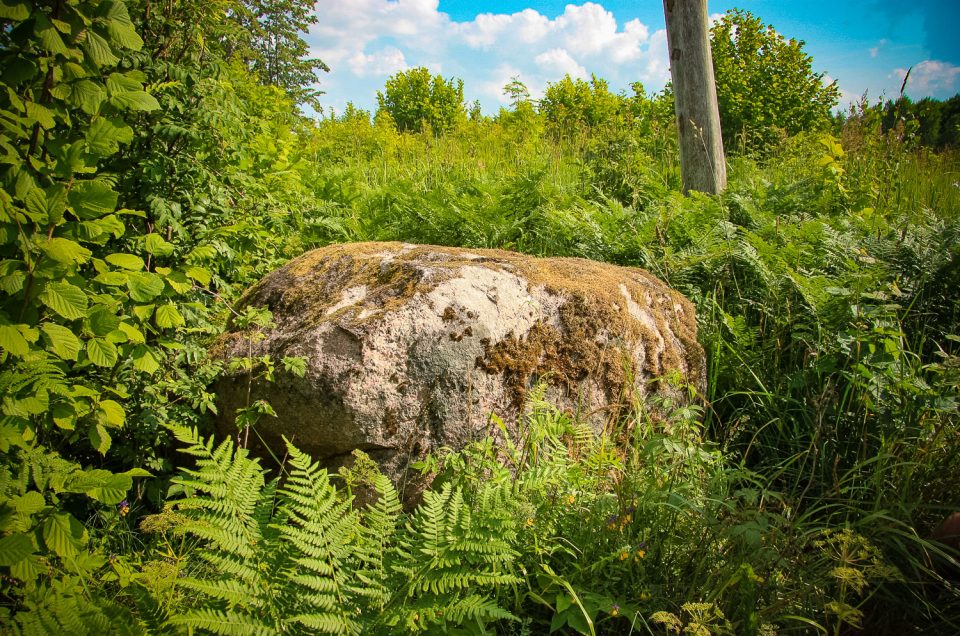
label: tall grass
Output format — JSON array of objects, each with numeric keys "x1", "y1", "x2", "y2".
[{"x1": 291, "y1": 111, "x2": 960, "y2": 632}]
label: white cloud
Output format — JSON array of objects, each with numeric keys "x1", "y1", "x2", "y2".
[
  {"x1": 348, "y1": 47, "x2": 407, "y2": 78},
  {"x1": 641, "y1": 28, "x2": 671, "y2": 87},
  {"x1": 461, "y1": 13, "x2": 513, "y2": 48},
  {"x1": 307, "y1": 1, "x2": 672, "y2": 115},
  {"x1": 535, "y1": 48, "x2": 588, "y2": 79},
  {"x1": 557, "y1": 3, "x2": 619, "y2": 55},
  {"x1": 310, "y1": 0, "x2": 448, "y2": 59},
  {"x1": 476, "y1": 64, "x2": 526, "y2": 106},
  {"x1": 893, "y1": 60, "x2": 960, "y2": 97},
  {"x1": 869, "y1": 39, "x2": 888, "y2": 58},
  {"x1": 513, "y1": 9, "x2": 554, "y2": 43},
  {"x1": 607, "y1": 19, "x2": 650, "y2": 63}
]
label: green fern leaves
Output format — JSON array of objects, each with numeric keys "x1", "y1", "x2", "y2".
[
  {"x1": 164, "y1": 427, "x2": 360, "y2": 635},
  {"x1": 158, "y1": 429, "x2": 519, "y2": 634},
  {"x1": 278, "y1": 442, "x2": 363, "y2": 634},
  {"x1": 387, "y1": 482, "x2": 520, "y2": 630}
]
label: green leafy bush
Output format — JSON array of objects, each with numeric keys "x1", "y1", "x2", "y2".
[
  {"x1": 538, "y1": 74, "x2": 624, "y2": 138},
  {"x1": 711, "y1": 9, "x2": 840, "y2": 152},
  {"x1": 376, "y1": 67, "x2": 466, "y2": 135}
]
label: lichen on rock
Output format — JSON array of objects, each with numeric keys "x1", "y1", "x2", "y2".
[{"x1": 212, "y1": 241, "x2": 705, "y2": 498}]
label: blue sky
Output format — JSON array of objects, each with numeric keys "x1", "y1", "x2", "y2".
[{"x1": 308, "y1": 1, "x2": 960, "y2": 117}]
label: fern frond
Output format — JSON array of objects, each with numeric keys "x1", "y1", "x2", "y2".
[
  {"x1": 363, "y1": 474, "x2": 402, "y2": 538},
  {"x1": 167, "y1": 608, "x2": 275, "y2": 635},
  {"x1": 177, "y1": 576, "x2": 262, "y2": 607},
  {"x1": 12, "y1": 584, "x2": 144, "y2": 636},
  {"x1": 275, "y1": 437, "x2": 364, "y2": 630},
  {"x1": 175, "y1": 490, "x2": 261, "y2": 520},
  {"x1": 450, "y1": 536, "x2": 516, "y2": 556},
  {"x1": 288, "y1": 570, "x2": 339, "y2": 596},
  {"x1": 288, "y1": 612, "x2": 358, "y2": 635},
  {"x1": 351, "y1": 474, "x2": 402, "y2": 609},
  {"x1": 444, "y1": 593, "x2": 519, "y2": 624},
  {"x1": 174, "y1": 517, "x2": 258, "y2": 558},
  {"x1": 0, "y1": 359, "x2": 66, "y2": 395},
  {"x1": 169, "y1": 431, "x2": 266, "y2": 559},
  {"x1": 469, "y1": 572, "x2": 524, "y2": 587},
  {"x1": 253, "y1": 479, "x2": 279, "y2": 540},
  {"x1": 166, "y1": 425, "x2": 209, "y2": 452},
  {"x1": 412, "y1": 483, "x2": 463, "y2": 559},
  {"x1": 194, "y1": 551, "x2": 261, "y2": 585},
  {"x1": 394, "y1": 479, "x2": 520, "y2": 627},
  {"x1": 282, "y1": 516, "x2": 356, "y2": 558}
]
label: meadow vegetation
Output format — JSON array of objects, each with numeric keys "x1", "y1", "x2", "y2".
[{"x1": 0, "y1": 1, "x2": 958, "y2": 633}]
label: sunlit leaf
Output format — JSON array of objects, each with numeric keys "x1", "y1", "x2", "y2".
[
  {"x1": 0, "y1": 324, "x2": 30, "y2": 357},
  {"x1": 111, "y1": 90, "x2": 160, "y2": 112},
  {"x1": 127, "y1": 271, "x2": 165, "y2": 301},
  {"x1": 41, "y1": 323, "x2": 81, "y2": 360},
  {"x1": 42, "y1": 513, "x2": 86, "y2": 559},
  {"x1": 97, "y1": 399, "x2": 125, "y2": 427},
  {"x1": 44, "y1": 237, "x2": 92, "y2": 264},
  {"x1": 155, "y1": 303, "x2": 185, "y2": 329},
  {"x1": 0, "y1": 534, "x2": 34, "y2": 566},
  {"x1": 39, "y1": 281, "x2": 88, "y2": 320},
  {"x1": 0, "y1": 0, "x2": 30, "y2": 21},
  {"x1": 131, "y1": 344, "x2": 160, "y2": 374},
  {"x1": 86, "y1": 338, "x2": 118, "y2": 367},
  {"x1": 68, "y1": 179, "x2": 119, "y2": 219},
  {"x1": 83, "y1": 29, "x2": 119, "y2": 67},
  {"x1": 105, "y1": 252, "x2": 144, "y2": 270},
  {"x1": 144, "y1": 233, "x2": 174, "y2": 256},
  {"x1": 89, "y1": 424, "x2": 112, "y2": 455}
]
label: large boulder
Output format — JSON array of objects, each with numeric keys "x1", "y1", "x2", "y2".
[{"x1": 212, "y1": 242, "x2": 704, "y2": 491}]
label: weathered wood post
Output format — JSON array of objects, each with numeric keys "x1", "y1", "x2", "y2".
[{"x1": 663, "y1": 0, "x2": 727, "y2": 194}]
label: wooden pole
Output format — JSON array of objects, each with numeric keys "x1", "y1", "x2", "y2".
[{"x1": 663, "y1": 0, "x2": 727, "y2": 195}]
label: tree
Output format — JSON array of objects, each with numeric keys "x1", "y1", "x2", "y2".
[
  {"x1": 941, "y1": 95, "x2": 960, "y2": 148},
  {"x1": 879, "y1": 94, "x2": 960, "y2": 149},
  {"x1": 538, "y1": 74, "x2": 623, "y2": 135},
  {"x1": 497, "y1": 77, "x2": 541, "y2": 139},
  {"x1": 663, "y1": 0, "x2": 726, "y2": 194},
  {"x1": 376, "y1": 67, "x2": 465, "y2": 134},
  {"x1": 503, "y1": 76, "x2": 531, "y2": 111},
  {"x1": 710, "y1": 9, "x2": 839, "y2": 151},
  {"x1": 224, "y1": 0, "x2": 329, "y2": 109}
]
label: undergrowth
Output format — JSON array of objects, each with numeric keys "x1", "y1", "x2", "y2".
[{"x1": 0, "y1": 1, "x2": 957, "y2": 630}]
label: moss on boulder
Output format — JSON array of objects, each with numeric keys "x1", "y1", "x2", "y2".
[{"x1": 212, "y1": 242, "x2": 705, "y2": 496}]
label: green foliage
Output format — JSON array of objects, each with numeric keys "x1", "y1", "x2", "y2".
[
  {"x1": 295, "y1": 108, "x2": 960, "y2": 631},
  {"x1": 711, "y1": 9, "x2": 840, "y2": 151},
  {"x1": 538, "y1": 74, "x2": 624, "y2": 137},
  {"x1": 156, "y1": 427, "x2": 362, "y2": 634},
  {"x1": 0, "y1": 0, "x2": 182, "y2": 458},
  {"x1": 389, "y1": 482, "x2": 520, "y2": 630},
  {"x1": 1, "y1": 1, "x2": 957, "y2": 632},
  {"x1": 0, "y1": 0, "x2": 330, "y2": 630},
  {"x1": 0, "y1": 2, "x2": 175, "y2": 626},
  {"x1": 0, "y1": 438, "x2": 148, "y2": 633},
  {"x1": 503, "y1": 76, "x2": 531, "y2": 111},
  {"x1": 869, "y1": 93, "x2": 960, "y2": 149},
  {"x1": 224, "y1": 0, "x2": 329, "y2": 109},
  {"x1": 376, "y1": 67, "x2": 466, "y2": 134},
  {"x1": 140, "y1": 428, "x2": 519, "y2": 634}
]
